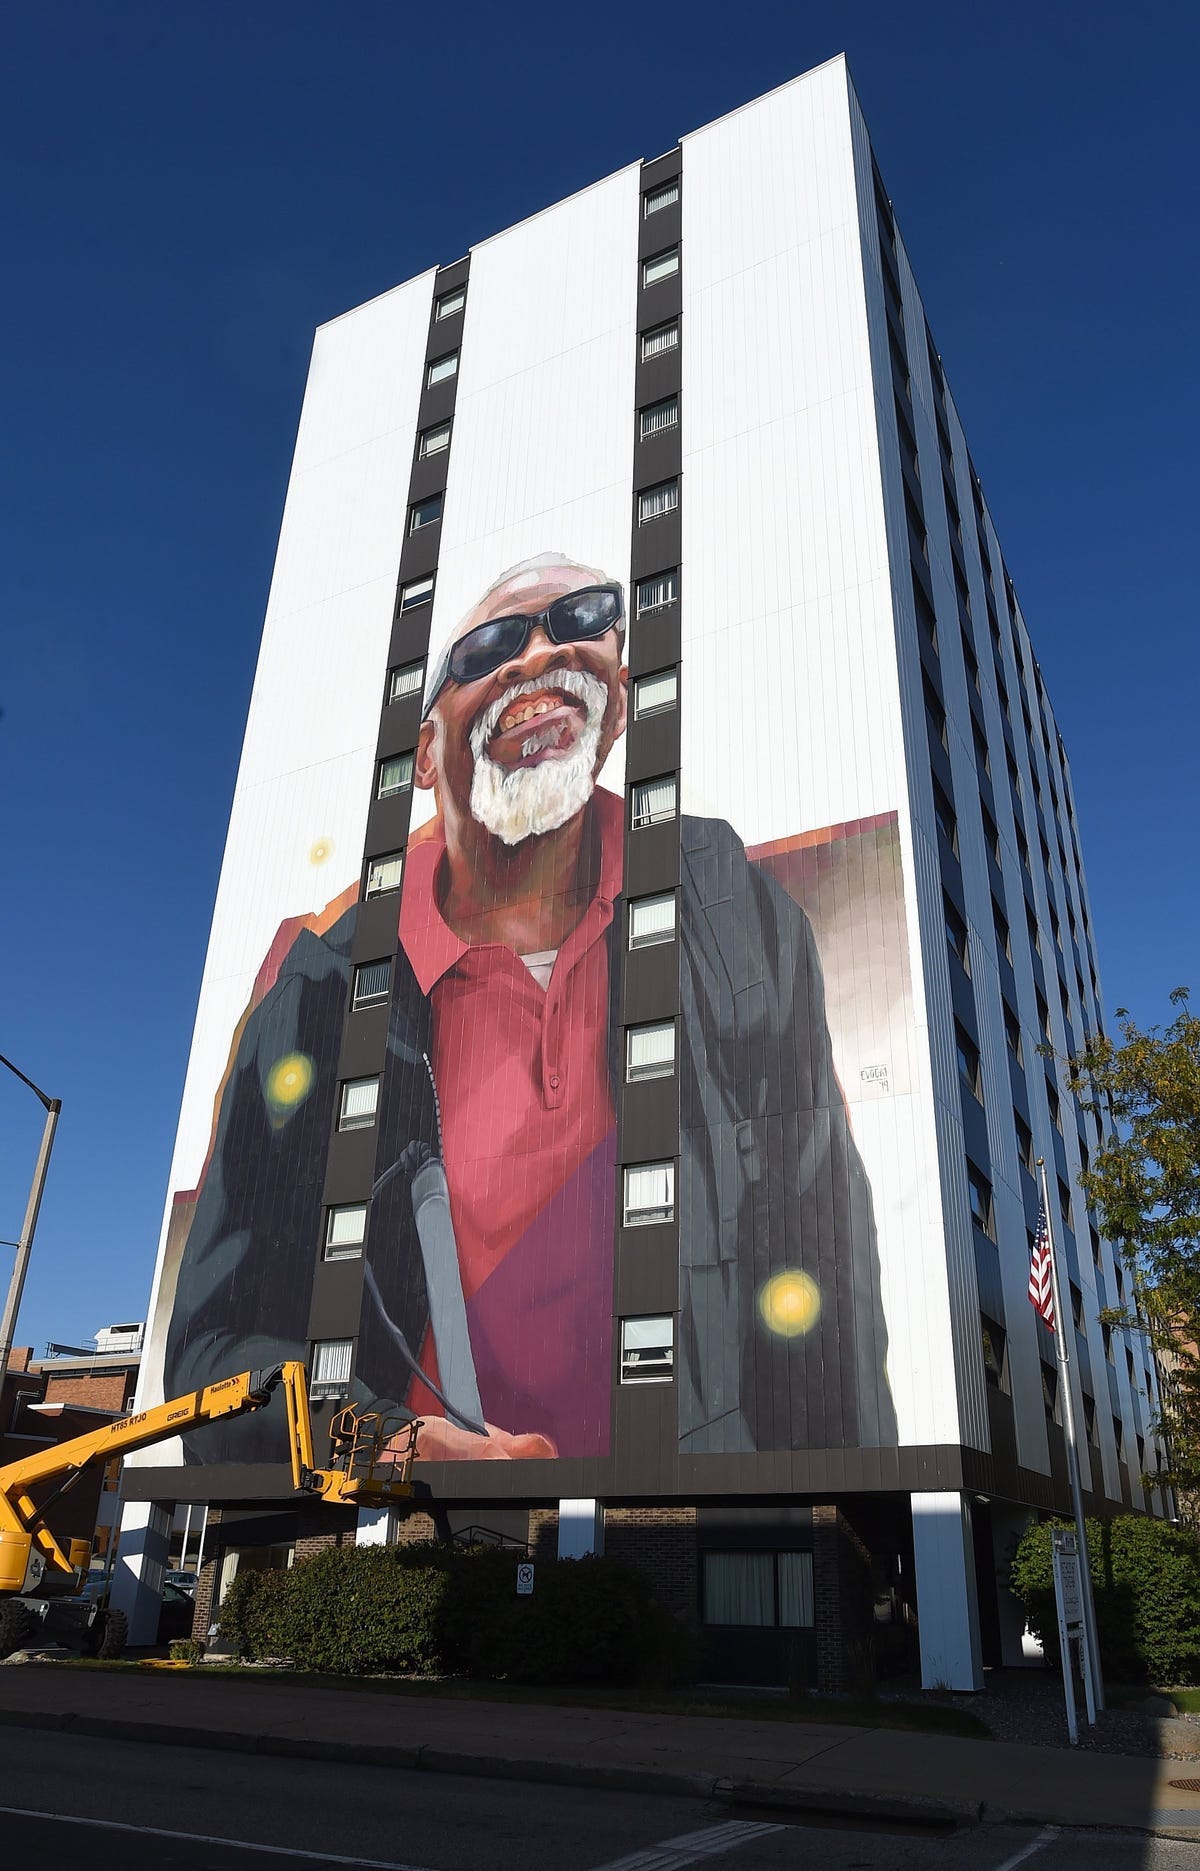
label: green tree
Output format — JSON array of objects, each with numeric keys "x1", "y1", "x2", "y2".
[{"x1": 1064, "y1": 988, "x2": 1200, "y2": 1496}]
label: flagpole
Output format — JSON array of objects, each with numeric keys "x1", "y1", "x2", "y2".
[{"x1": 1038, "y1": 1157, "x2": 1106, "y2": 1713}]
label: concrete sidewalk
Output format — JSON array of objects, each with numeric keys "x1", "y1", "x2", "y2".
[{"x1": 1, "y1": 1663, "x2": 1198, "y2": 1839}]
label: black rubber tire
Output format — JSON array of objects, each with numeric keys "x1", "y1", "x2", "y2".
[
  {"x1": 0, "y1": 1600, "x2": 38, "y2": 1660},
  {"x1": 96, "y1": 1606, "x2": 128, "y2": 1659}
]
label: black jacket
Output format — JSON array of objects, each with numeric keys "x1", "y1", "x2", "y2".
[{"x1": 165, "y1": 811, "x2": 895, "y2": 1462}]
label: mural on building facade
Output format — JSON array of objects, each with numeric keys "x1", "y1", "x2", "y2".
[{"x1": 151, "y1": 551, "x2": 910, "y2": 1468}]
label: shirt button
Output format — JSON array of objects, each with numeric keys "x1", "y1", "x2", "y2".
[{"x1": 549, "y1": 1074, "x2": 560, "y2": 1089}]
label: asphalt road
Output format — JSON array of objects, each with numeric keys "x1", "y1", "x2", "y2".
[{"x1": 0, "y1": 1726, "x2": 1192, "y2": 1871}]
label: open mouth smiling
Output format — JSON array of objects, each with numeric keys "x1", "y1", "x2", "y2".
[{"x1": 486, "y1": 688, "x2": 587, "y2": 762}]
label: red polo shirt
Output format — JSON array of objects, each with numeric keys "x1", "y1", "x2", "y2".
[{"x1": 397, "y1": 787, "x2": 623, "y2": 1454}]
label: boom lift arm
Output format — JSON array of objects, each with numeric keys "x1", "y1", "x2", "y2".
[{"x1": 1, "y1": 1362, "x2": 420, "y2": 1597}]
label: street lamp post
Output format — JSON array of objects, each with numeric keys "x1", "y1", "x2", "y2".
[{"x1": 0, "y1": 1053, "x2": 61, "y2": 1393}]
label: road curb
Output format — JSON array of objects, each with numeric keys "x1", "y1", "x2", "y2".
[
  {"x1": 716, "y1": 1777, "x2": 980, "y2": 1828},
  {"x1": 1, "y1": 1703, "x2": 1198, "y2": 1837}
]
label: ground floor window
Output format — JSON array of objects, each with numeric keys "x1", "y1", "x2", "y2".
[
  {"x1": 217, "y1": 1542, "x2": 295, "y2": 1606},
  {"x1": 702, "y1": 1550, "x2": 814, "y2": 1627}
]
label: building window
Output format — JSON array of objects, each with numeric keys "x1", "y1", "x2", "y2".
[
  {"x1": 1014, "y1": 1111, "x2": 1035, "y2": 1174},
  {"x1": 352, "y1": 959, "x2": 391, "y2": 1008},
  {"x1": 962, "y1": 632, "x2": 981, "y2": 694},
  {"x1": 623, "y1": 1161, "x2": 675, "y2": 1226},
  {"x1": 389, "y1": 660, "x2": 425, "y2": 703},
  {"x1": 365, "y1": 851, "x2": 404, "y2": 897},
  {"x1": 324, "y1": 1205, "x2": 367, "y2": 1260},
  {"x1": 434, "y1": 285, "x2": 466, "y2": 320},
  {"x1": 640, "y1": 394, "x2": 679, "y2": 438},
  {"x1": 955, "y1": 1022, "x2": 981, "y2": 1101},
  {"x1": 932, "y1": 777, "x2": 957, "y2": 853},
  {"x1": 1004, "y1": 1004, "x2": 1023, "y2": 1063},
  {"x1": 981, "y1": 1316, "x2": 1008, "y2": 1391},
  {"x1": 1007, "y1": 747, "x2": 1023, "y2": 801},
  {"x1": 399, "y1": 575, "x2": 434, "y2": 611},
  {"x1": 426, "y1": 352, "x2": 458, "y2": 387},
  {"x1": 641, "y1": 319, "x2": 679, "y2": 361},
  {"x1": 633, "y1": 669, "x2": 677, "y2": 718},
  {"x1": 972, "y1": 717, "x2": 990, "y2": 776},
  {"x1": 620, "y1": 1315, "x2": 674, "y2": 1383},
  {"x1": 994, "y1": 904, "x2": 1012, "y2": 963},
  {"x1": 636, "y1": 571, "x2": 679, "y2": 613},
  {"x1": 702, "y1": 1552, "x2": 814, "y2": 1628},
  {"x1": 643, "y1": 181, "x2": 679, "y2": 217},
  {"x1": 638, "y1": 479, "x2": 679, "y2": 523},
  {"x1": 338, "y1": 1077, "x2": 380, "y2": 1132},
  {"x1": 642, "y1": 247, "x2": 679, "y2": 287},
  {"x1": 912, "y1": 578, "x2": 938, "y2": 650},
  {"x1": 409, "y1": 493, "x2": 443, "y2": 533},
  {"x1": 1042, "y1": 1361, "x2": 1059, "y2": 1420},
  {"x1": 378, "y1": 753, "x2": 415, "y2": 798},
  {"x1": 629, "y1": 892, "x2": 676, "y2": 948},
  {"x1": 966, "y1": 1162, "x2": 994, "y2": 1239},
  {"x1": 982, "y1": 805, "x2": 1001, "y2": 866},
  {"x1": 944, "y1": 896, "x2": 969, "y2": 972},
  {"x1": 631, "y1": 775, "x2": 677, "y2": 828},
  {"x1": 923, "y1": 673, "x2": 947, "y2": 748},
  {"x1": 626, "y1": 1019, "x2": 675, "y2": 1081},
  {"x1": 310, "y1": 1338, "x2": 354, "y2": 1399},
  {"x1": 419, "y1": 421, "x2": 451, "y2": 458}
]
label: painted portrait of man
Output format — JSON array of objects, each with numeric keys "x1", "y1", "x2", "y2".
[{"x1": 163, "y1": 551, "x2": 896, "y2": 1466}]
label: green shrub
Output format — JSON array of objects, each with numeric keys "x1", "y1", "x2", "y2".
[
  {"x1": 1011, "y1": 1514, "x2": 1200, "y2": 1684},
  {"x1": 168, "y1": 1638, "x2": 204, "y2": 1665},
  {"x1": 219, "y1": 1541, "x2": 694, "y2": 1685}
]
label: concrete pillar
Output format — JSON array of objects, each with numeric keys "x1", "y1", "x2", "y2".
[
  {"x1": 110, "y1": 1498, "x2": 173, "y2": 1645},
  {"x1": 356, "y1": 1505, "x2": 398, "y2": 1546},
  {"x1": 989, "y1": 1503, "x2": 1037, "y2": 1666},
  {"x1": 911, "y1": 1491, "x2": 983, "y2": 1691},
  {"x1": 557, "y1": 1498, "x2": 603, "y2": 1559}
]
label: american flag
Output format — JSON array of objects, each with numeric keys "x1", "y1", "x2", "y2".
[{"x1": 1028, "y1": 1199, "x2": 1056, "y2": 1330}]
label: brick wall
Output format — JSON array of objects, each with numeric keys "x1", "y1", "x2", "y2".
[
  {"x1": 191, "y1": 1509, "x2": 221, "y2": 1642},
  {"x1": 528, "y1": 1508, "x2": 558, "y2": 1561},
  {"x1": 394, "y1": 1510, "x2": 440, "y2": 1545},
  {"x1": 43, "y1": 1370, "x2": 134, "y2": 1411},
  {"x1": 812, "y1": 1504, "x2": 874, "y2": 1694},
  {"x1": 603, "y1": 1506, "x2": 698, "y2": 1615}
]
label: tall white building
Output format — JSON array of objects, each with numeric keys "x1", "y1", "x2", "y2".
[{"x1": 116, "y1": 56, "x2": 1161, "y2": 1689}]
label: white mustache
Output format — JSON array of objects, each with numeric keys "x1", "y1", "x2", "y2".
[
  {"x1": 469, "y1": 669, "x2": 606, "y2": 759},
  {"x1": 466, "y1": 670, "x2": 609, "y2": 846}
]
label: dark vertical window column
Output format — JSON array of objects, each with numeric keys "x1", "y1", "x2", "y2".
[
  {"x1": 613, "y1": 151, "x2": 684, "y2": 1489},
  {"x1": 305, "y1": 257, "x2": 469, "y2": 1367}
]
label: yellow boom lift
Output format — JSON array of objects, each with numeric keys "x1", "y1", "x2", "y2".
[{"x1": 0, "y1": 1362, "x2": 419, "y2": 1659}]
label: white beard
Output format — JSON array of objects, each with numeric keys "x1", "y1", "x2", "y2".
[{"x1": 468, "y1": 669, "x2": 608, "y2": 847}]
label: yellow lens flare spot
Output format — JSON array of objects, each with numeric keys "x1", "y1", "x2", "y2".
[
  {"x1": 309, "y1": 837, "x2": 334, "y2": 866},
  {"x1": 265, "y1": 1052, "x2": 316, "y2": 1113},
  {"x1": 757, "y1": 1269, "x2": 821, "y2": 1338}
]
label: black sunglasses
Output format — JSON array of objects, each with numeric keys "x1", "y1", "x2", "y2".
[{"x1": 423, "y1": 584, "x2": 624, "y2": 716}]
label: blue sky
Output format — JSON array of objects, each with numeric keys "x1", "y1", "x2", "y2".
[{"x1": 2, "y1": 2, "x2": 1197, "y2": 1354}]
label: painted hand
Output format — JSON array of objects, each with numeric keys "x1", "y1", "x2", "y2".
[{"x1": 393, "y1": 1416, "x2": 557, "y2": 1461}]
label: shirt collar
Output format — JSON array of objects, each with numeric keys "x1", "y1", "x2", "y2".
[{"x1": 399, "y1": 784, "x2": 625, "y2": 998}]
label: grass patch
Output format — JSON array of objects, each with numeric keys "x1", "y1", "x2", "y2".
[
  {"x1": 1168, "y1": 1688, "x2": 1200, "y2": 1713},
  {"x1": 44, "y1": 1659, "x2": 989, "y2": 1739}
]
